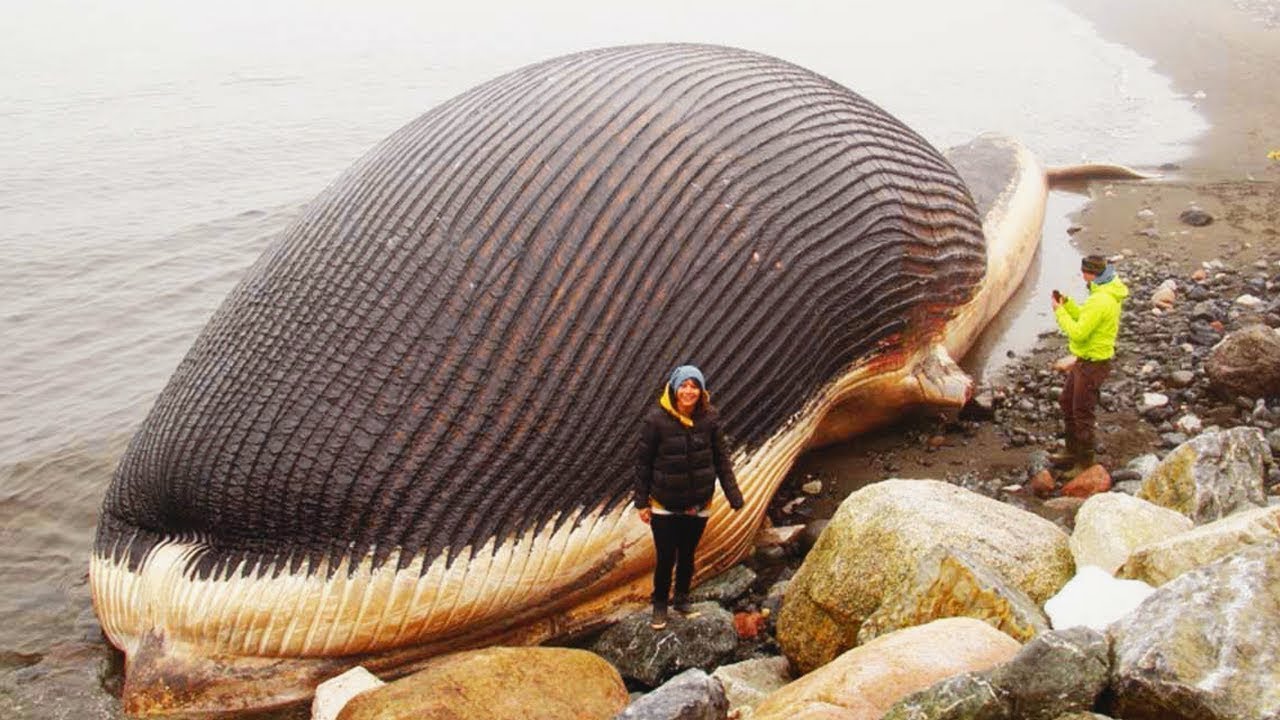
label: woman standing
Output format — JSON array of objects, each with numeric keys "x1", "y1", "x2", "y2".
[{"x1": 635, "y1": 365, "x2": 744, "y2": 629}]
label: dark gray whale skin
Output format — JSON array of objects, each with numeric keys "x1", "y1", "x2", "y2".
[{"x1": 91, "y1": 42, "x2": 987, "y2": 713}]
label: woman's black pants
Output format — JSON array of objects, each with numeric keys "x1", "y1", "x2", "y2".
[{"x1": 650, "y1": 513, "x2": 709, "y2": 607}]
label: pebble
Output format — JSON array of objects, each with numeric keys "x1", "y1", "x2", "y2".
[
  {"x1": 1178, "y1": 207, "x2": 1214, "y2": 226},
  {"x1": 1174, "y1": 414, "x2": 1203, "y2": 435},
  {"x1": 800, "y1": 480, "x2": 822, "y2": 495},
  {"x1": 1140, "y1": 393, "x2": 1169, "y2": 411}
]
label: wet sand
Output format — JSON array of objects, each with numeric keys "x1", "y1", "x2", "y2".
[{"x1": 1061, "y1": 0, "x2": 1280, "y2": 266}]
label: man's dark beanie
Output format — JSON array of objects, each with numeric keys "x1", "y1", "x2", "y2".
[{"x1": 1081, "y1": 255, "x2": 1108, "y2": 274}]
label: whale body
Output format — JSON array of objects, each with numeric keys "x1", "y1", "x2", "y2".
[{"x1": 91, "y1": 43, "x2": 1056, "y2": 714}]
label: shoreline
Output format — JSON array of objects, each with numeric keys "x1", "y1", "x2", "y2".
[{"x1": 1056, "y1": 0, "x2": 1279, "y2": 267}]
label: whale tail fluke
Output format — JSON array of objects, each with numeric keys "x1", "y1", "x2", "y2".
[{"x1": 1046, "y1": 163, "x2": 1158, "y2": 185}]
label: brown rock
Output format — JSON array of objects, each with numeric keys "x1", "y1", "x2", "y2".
[
  {"x1": 753, "y1": 618, "x2": 1020, "y2": 720},
  {"x1": 734, "y1": 611, "x2": 767, "y2": 640},
  {"x1": 1191, "y1": 268, "x2": 1208, "y2": 283},
  {"x1": 1206, "y1": 325, "x2": 1280, "y2": 398},
  {"x1": 1028, "y1": 469, "x2": 1057, "y2": 498},
  {"x1": 1062, "y1": 466, "x2": 1112, "y2": 498},
  {"x1": 755, "y1": 525, "x2": 806, "y2": 549},
  {"x1": 337, "y1": 646, "x2": 627, "y2": 720}
]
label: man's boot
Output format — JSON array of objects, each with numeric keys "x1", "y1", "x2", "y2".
[
  {"x1": 1061, "y1": 430, "x2": 1096, "y2": 481},
  {"x1": 1049, "y1": 433, "x2": 1077, "y2": 469}
]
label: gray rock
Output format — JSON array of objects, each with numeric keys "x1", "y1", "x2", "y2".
[
  {"x1": 1126, "y1": 454, "x2": 1161, "y2": 481},
  {"x1": 1267, "y1": 428, "x2": 1280, "y2": 456},
  {"x1": 880, "y1": 672, "x2": 1010, "y2": 720},
  {"x1": 761, "y1": 579, "x2": 788, "y2": 618},
  {"x1": 1167, "y1": 370, "x2": 1195, "y2": 388},
  {"x1": 710, "y1": 656, "x2": 791, "y2": 719},
  {"x1": 989, "y1": 627, "x2": 1110, "y2": 720},
  {"x1": 1109, "y1": 542, "x2": 1280, "y2": 720},
  {"x1": 690, "y1": 565, "x2": 756, "y2": 604},
  {"x1": 1114, "y1": 480, "x2": 1144, "y2": 495},
  {"x1": 1159, "y1": 432, "x2": 1187, "y2": 448},
  {"x1": 1027, "y1": 449, "x2": 1052, "y2": 475},
  {"x1": 592, "y1": 603, "x2": 738, "y2": 687},
  {"x1": 615, "y1": 668, "x2": 728, "y2": 720},
  {"x1": 1138, "y1": 427, "x2": 1269, "y2": 523},
  {"x1": 1206, "y1": 325, "x2": 1280, "y2": 398},
  {"x1": 1178, "y1": 207, "x2": 1213, "y2": 227}
]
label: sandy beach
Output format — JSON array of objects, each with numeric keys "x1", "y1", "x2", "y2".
[{"x1": 1062, "y1": 0, "x2": 1280, "y2": 266}]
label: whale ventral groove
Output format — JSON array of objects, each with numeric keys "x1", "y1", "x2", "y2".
[{"x1": 95, "y1": 43, "x2": 987, "y2": 586}]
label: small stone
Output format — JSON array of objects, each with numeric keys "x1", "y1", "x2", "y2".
[
  {"x1": 313, "y1": 667, "x2": 385, "y2": 720},
  {"x1": 1140, "y1": 393, "x2": 1169, "y2": 411},
  {"x1": 754, "y1": 525, "x2": 805, "y2": 549},
  {"x1": 1137, "y1": 208, "x2": 1156, "y2": 220},
  {"x1": 1150, "y1": 279, "x2": 1177, "y2": 309},
  {"x1": 1062, "y1": 466, "x2": 1113, "y2": 499},
  {"x1": 1191, "y1": 268, "x2": 1208, "y2": 283},
  {"x1": 1167, "y1": 370, "x2": 1195, "y2": 388},
  {"x1": 733, "y1": 612, "x2": 767, "y2": 640},
  {"x1": 1178, "y1": 207, "x2": 1213, "y2": 226},
  {"x1": 800, "y1": 479, "x2": 822, "y2": 495},
  {"x1": 1028, "y1": 469, "x2": 1056, "y2": 498},
  {"x1": 1160, "y1": 432, "x2": 1189, "y2": 448},
  {"x1": 1235, "y1": 294, "x2": 1264, "y2": 308},
  {"x1": 1174, "y1": 414, "x2": 1203, "y2": 435}
]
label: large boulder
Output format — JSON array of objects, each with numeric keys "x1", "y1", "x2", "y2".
[
  {"x1": 336, "y1": 646, "x2": 627, "y2": 720},
  {"x1": 615, "y1": 669, "x2": 728, "y2": 720},
  {"x1": 753, "y1": 618, "x2": 1020, "y2": 720},
  {"x1": 1109, "y1": 541, "x2": 1280, "y2": 720},
  {"x1": 1205, "y1": 324, "x2": 1280, "y2": 398},
  {"x1": 1136, "y1": 427, "x2": 1270, "y2": 524},
  {"x1": 591, "y1": 602, "x2": 737, "y2": 687},
  {"x1": 1068, "y1": 493, "x2": 1193, "y2": 573},
  {"x1": 777, "y1": 480, "x2": 1072, "y2": 673},
  {"x1": 1118, "y1": 504, "x2": 1280, "y2": 586},
  {"x1": 856, "y1": 546, "x2": 1049, "y2": 645}
]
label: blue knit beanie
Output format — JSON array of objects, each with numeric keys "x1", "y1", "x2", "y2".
[{"x1": 667, "y1": 365, "x2": 705, "y2": 395}]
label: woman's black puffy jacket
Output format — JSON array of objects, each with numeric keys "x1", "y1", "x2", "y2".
[{"x1": 634, "y1": 405, "x2": 744, "y2": 512}]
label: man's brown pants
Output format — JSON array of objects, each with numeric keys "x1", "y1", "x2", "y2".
[{"x1": 1060, "y1": 358, "x2": 1112, "y2": 450}]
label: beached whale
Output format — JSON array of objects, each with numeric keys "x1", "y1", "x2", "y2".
[{"x1": 91, "y1": 43, "x2": 1100, "y2": 714}]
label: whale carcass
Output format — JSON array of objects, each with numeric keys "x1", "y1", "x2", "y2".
[{"x1": 92, "y1": 43, "x2": 1056, "y2": 714}]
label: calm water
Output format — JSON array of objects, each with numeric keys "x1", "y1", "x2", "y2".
[{"x1": 0, "y1": 0, "x2": 1203, "y2": 716}]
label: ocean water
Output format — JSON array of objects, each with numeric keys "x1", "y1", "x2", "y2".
[{"x1": 0, "y1": 0, "x2": 1204, "y2": 715}]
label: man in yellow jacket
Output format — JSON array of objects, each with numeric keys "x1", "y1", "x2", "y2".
[{"x1": 1051, "y1": 254, "x2": 1129, "y2": 479}]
